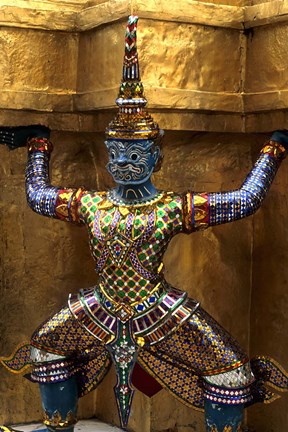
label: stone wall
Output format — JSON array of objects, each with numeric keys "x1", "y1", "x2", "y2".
[{"x1": 1, "y1": 1, "x2": 288, "y2": 431}]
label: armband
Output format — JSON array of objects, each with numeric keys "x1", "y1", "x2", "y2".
[{"x1": 55, "y1": 187, "x2": 85, "y2": 223}]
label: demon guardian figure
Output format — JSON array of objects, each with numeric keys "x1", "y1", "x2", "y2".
[{"x1": 1, "y1": 16, "x2": 288, "y2": 432}]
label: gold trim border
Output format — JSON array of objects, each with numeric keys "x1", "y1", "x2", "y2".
[{"x1": 0, "y1": 342, "x2": 31, "y2": 375}]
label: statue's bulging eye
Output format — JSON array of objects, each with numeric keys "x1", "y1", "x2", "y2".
[
  {"x1": 131, "y1": 153, "x2": 138, "y2": 161},
  {"x1": 110, "y1": 150, "x2": 116, "y2": 160}
]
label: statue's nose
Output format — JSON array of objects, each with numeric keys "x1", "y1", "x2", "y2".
[{"x1": 116, "y1": 154, "x2": 127, "y2": 166}]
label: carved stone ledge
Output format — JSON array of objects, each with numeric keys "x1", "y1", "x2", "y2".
[
  {"x1": 6, "y1": 87, "x2": 288, "y2": 120},
  {"x1": 1, "y1": 0, "x2": 288, "y2": 31},
  {"x1": 244, "y1": 90, "x2": 288, "y2": 113},
  {"x1": 2, "y1": 90, "x2": 288, "y2": 134},
  {"x1": 245, "y1": 0, "x2": 288, "y2": 28},
  {"x1": 74, "y1": 87, "x2": 243, "y2": 113},
  {"x1": 0, "y1": 1, "x2": 244, "y2": 31},
  {"x1": 0, "y1": 90, "x2": 74, "y2": 112},
  {"x1": 77, "y1": 0, "x2": 244, "y2": 31},
  {"x1": 0, "y1": 1, "x2": 80, "y2": 31}
]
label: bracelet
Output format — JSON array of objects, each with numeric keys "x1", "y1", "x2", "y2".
[
  {"x1": 261, "y1": 140, "x2": 286, "y2": 160},
  {"x1": 27, "y1": 137, "x2": 53, "y2": 154}
]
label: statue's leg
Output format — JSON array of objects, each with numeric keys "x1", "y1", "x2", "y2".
[
  {"x1": 202, "y1": 361, "x2": 254, "y2": 431},
  {"x1": 204, "y1": 401, "x2": 243, "y2": 432},
  {"x1": 29, "y1": 306, "x2": 111, "y2": 432},
  {"x1": 30, "y1": 347, "x2": 78, "y2": 432},
  {"x1": 39, "y1": 378, "x2": 78, "y2": 432},
  {"x1": 138, "y1": 306, "x2": 254, "y2": 431}
]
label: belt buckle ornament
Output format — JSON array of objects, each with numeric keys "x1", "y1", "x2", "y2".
[{"x1": 114, "y1": 303, "x2": 135, "y2": 322}]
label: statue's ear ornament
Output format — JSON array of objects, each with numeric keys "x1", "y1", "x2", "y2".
[{"x1": 105, "y1": 16, "x2": 161, "y2": 143}]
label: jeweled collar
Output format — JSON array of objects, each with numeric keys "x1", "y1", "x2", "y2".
[{"x1": 106, "y1": 189, "x2": 165, "y2": 208}]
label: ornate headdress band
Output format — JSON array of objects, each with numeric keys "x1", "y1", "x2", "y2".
[{"x1": 106, "y1": 16, "x2": 160, "y2": 141}]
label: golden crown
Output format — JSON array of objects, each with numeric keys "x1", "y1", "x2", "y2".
[{"x1": 105, "y1": 16, "x2": 160, "y2": 141}]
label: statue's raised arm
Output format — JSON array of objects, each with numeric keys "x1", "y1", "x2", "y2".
[
  {"x1": 0, "y1": 125, "x2": 85, "y2": 224},
  {"x1": 184, "y1": 131, "x2": 288, "y2": 232}
]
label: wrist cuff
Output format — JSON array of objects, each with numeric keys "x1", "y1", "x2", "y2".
[
  {"x1": 261, "y1": 140, "x2": 286, "y2": 161},
  {"x1": 27, "y1": 137, "x2": 53, "y2": 153}
]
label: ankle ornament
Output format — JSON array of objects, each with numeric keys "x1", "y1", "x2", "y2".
[
  {"x1": 209, "y1": 424, "x2": 242, "y2": 432},
  {"x1": 43, "y1": 410, "x2": 77, "y2": 430}
]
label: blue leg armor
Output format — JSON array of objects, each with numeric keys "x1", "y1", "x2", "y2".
[
  {"x1": 29, "y1": 348, "x2": 78, "y2": 432},
  {"x1": 39, "y1": 377, "x2": 78, "y2": 432},
  {"x1": 203, "y1": 362, "x2": 255, "y2": 431},
  {"x1": 205, "y1": 400, "x2": 243, "y2": 431}
]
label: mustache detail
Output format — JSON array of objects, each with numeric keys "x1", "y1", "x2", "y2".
[{"x1": 110, "y1": 163, "x2": 143, "y2": 174}]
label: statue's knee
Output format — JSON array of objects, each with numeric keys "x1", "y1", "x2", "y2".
[
  {"x1": 30, "y1": 346, "x2": 66, "y2": 363},
  {"x1": 30, "y1": 347, "x2": 76, "y2": 384},
  {"x1": 203, "y1": 362, "x2": 255, "y2": 405}
]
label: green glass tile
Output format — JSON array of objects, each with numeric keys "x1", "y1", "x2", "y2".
[
  {"x1": 104, "y1": 215, "x2": 111, "y2": 224},
  {"x1": 157, "y1": 221, "x2": 164, "y2": 229},
  {"x1": 105, "y1": 267, "x2": 114, "y2": 275},
  {"x1": 133, "y1": 229, "x2": 142, "y2": 238},
  {"x1": 169, "y1": 201, "x2": 177, "y2": 209}
]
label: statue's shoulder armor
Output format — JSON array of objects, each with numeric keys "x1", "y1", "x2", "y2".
[
  {"x1": 156, "y1": 191, "x2": 183, "y2": 210},
  {"x1": 79, "y1": 191, "x2": 110, "y2": 222}
]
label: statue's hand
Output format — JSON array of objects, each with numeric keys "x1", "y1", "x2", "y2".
[
  {"x1": 0, "y1": 125, "x2": 50, "y2": 150},
  {"x1": 270, "y1": 130, "x2": 288, "y2": 150}
]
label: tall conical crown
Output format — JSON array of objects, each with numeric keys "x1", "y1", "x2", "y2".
[{"x1": 106, "y1": 16, "x2": 160, "y2": 141}]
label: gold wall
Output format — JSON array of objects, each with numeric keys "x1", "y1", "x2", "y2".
[{"x1": 0, "y1": 1, "x2": 288, "y2": 431}]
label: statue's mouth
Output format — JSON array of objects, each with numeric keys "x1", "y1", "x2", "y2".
[
  {"x1": 111, "y1": 164, "x2": 143, "y2": 175},
  {"x1": 109, "y1": 163, "x2": 147, "y2": 182}
]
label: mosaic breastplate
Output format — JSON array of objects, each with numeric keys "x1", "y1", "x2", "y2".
[
  {"x1": 80, "y1": 191, "x2": 183, "y2": 305},
  {"x1": 69, "y1": 191, "x2": 198, "y2": 346}
]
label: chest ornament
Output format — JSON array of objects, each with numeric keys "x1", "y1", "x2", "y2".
[
  {"x1": 106, "y1": 233, "x2": 133, "y2": 267},
  {"x1": 94, "y1": 203, "x2": 156, "y2": 272}
]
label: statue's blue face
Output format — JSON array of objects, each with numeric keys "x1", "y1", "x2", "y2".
[{"x1": 105, "y1": 139, "x2": 160, "y2": 185}]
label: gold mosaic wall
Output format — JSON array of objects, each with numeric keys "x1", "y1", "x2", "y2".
[{"x1": 1, "y1": 1, "x2": 288, "y2": 431}]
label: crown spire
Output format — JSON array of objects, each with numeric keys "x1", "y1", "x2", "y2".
[
  {"x1": 106, "y1": 16, "x2": 160, "y2": 141},
  {"x1": 123, "y1": 15, "x2": 140, "y2": 81}
]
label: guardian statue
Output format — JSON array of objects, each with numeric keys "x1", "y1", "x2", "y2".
[{"x1": 1, "y1": 16, "x2": 288, "y2": 432}]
